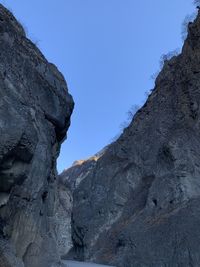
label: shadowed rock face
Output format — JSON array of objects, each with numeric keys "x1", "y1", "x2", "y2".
[
  {"x1": 0, "y1": 4, "x2": 74, "y2": 267},
  {"x1": 57, "y1": 158, "x2": 100, "y2": 257},
  {"x1": 64, "y1": 9, "x2": 200, "y2": 267}
]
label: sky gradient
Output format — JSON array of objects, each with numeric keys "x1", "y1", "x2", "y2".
[{"x1": 0, "y1": 0, "x2": 196, "y2": 172}]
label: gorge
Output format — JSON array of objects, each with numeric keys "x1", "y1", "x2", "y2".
[{"x1": 1, "y1": 2, "x2": 200, "y2": 267}]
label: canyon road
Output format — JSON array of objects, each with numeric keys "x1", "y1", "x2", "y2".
[{"x1": 63, "y1": 260, "x2": 115, "y2": 267}]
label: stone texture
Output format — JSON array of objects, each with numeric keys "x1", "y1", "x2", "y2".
[
  {"x1": 57, "y1": 156, "x2": 102, "y2": 257},
  {"x1": 55, "y1": 178, "x2": 73, "y2": 257},
  {"x1": 66, "y1": 9, "x2": 200, "y2": 267},
  {"x1": 0, "y1": 4, "x2": 74, "y2": 267}
]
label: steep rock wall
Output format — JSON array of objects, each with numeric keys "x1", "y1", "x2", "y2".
[
  {"x1": 57, "y1": 157, "x2": 100, "y2": 256},
  {"x1": 0, "y1": 5, "x2": 74, "y2": 267},
  {"x1": 65, "y1": 9, "x2": 200, "y2": 267}
]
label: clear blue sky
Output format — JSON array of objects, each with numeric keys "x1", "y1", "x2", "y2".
[{"x1": 0, "y1": 0, "x2": 195, "y2": 172}]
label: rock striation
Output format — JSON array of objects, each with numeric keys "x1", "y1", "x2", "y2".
[
  {"x1": 64, "y1": 9, "x2": 200, "y2": 267},
  {"x1": 0, "y1": 4, "x2": 74, "y2": 267}
]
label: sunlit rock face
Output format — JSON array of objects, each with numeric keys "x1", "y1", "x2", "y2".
[
  {"x1": 66, "y1": 9, "x2": 200, "y2": 267},
  {"x1": 0, "y1": 4, "x2": 74, "y2": 267}
]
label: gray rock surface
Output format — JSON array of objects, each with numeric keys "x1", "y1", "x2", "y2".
[
  {"x1": 65, "y1": 9, "x2": 200, "y2": 267},
  {"x1": 55, "y1": 179, "x2": 73, "y2": 257},
  {"x1": 0, "y1": 4, "x2": 74, "y2": 267},
  {"x1": 57, "y1": 156, "x2": 101, "y2": 256}
]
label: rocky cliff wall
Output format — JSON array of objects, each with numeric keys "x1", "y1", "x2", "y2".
[
  {"x1": 63, "y1": 9, "x2": 200, "y2": 267},
  {"x1": 57, "y1": 157, "x2": 101, "y2": 257},
  {"x1": 0, "y1": 5, "x2": 74, "y2": 267}
]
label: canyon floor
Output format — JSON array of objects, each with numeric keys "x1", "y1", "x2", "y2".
[{"x1": 63, "y1": 260, "x2": 115, "y2": 267}]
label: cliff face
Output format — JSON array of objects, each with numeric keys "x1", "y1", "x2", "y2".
[
  {"x1": 0, "y1": 5, "x2": 74, "y2": 267},
  {"x1": 64, "y1": 10, "x2": 200, "y2": 267},
  {"x1": 56, "y1": 157, "x2": 100, "y2": 257}
]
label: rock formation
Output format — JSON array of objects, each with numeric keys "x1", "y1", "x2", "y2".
[
  {"x1": 56, "y1": 155, "x2": 103, "y2": 257},
  {"x1": 62, "y1": 9, "x2": 200, "y2": 267},
  {"x1": 0, "y1": 4, "x2": 74, "y2": 267}
]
